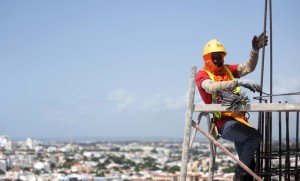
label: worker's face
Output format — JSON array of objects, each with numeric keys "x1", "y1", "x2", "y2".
[{"x1": 211, "y1": 52, "x2": 224, "y2": 67}]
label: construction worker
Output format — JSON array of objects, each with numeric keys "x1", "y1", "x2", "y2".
[{"x1": 196, "y1": 33, "x2": 268, "y2": 181}]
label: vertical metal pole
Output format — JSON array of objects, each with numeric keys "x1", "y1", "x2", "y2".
[
  {"x1": 256, "y1": 112, "x2": 262, "y2": 174},
  {"x1": 259, "y1": 0, "x2": 268, "y2": 100},
  {"x1": 296, "y1": 112, "x2": 299, "y2": 181},
  {"x1": 208, "y1": 117, "x2": 216, "y2": 181},
  {"x1": 269, "y1": 112, "x2": 272, "y2": 172},
  {"x1": 278, "y1": 111, "x2": 282, "y2": 180},
  {"x1": 265, "y1": 112, "x2": 270, "y2": 180},
  {"x1": 259, "y1": 111, "x2": 265, "y2": 176},
  {"x1": 285, "y1": 111, "x2": 290, "y2": 181},
  {"x1": 269, "y1": 0, "x2": 273, "y2": 103},
  {"x1": 268, "y1": 112, "x2": 272, "y2": 180},
  {"x1": 180, "y1": 66, "x2": 197, "y2": 181},
  {"x1": 268, "y1": 1, "x2": 274, "y2": 177}
]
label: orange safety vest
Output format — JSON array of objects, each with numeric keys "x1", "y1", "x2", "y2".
[{"x1": 203, "y1": 65, "x2": 254, "y2": 128}]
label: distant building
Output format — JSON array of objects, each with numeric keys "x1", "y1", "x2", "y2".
[
  {"x1": 34, "y1": 161, "x2": 51, "y2": 172},
  {"x1": 0, "y1": 159, "x2": 7, "y2": 172},
  {"x1": 0, "y1": 136, "x2": 13, "y2": 151},
  {"x1": 26, "y1": 137, "x2": 34, "y2": 150}
]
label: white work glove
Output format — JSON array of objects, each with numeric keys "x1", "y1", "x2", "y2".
[{"x1": 238, "y1": 79, "x2": 261, "y2": 92}]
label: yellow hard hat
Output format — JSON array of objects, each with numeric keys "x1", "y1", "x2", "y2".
[{"x1": 202, "y1": 39, "x2": 227, "y2": 57}]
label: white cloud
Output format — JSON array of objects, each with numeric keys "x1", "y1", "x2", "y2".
[
  {"x1": 107, "y1": 88, "x2": 189, "y2": 112},
  {"x1": 139, "y1": 94, "x2": 164, "y2": 112},
  {"x1": 163, "y1": 95, "x2": 186, "y2": 110},
  {"x1": 42, "y1": 102, "x2": 99, "y2": 123},
  {"x1": 107, "y1": 88, "x2": 137, "y2": 111}
]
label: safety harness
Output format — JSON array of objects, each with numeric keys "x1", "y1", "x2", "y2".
[{"x1": 203, "y1": 65, "x2": 253, "y2": 128}]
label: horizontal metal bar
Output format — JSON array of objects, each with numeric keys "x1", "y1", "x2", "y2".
[{"x1": 194, "y1": 103, "x2": 300, "y2": 112}]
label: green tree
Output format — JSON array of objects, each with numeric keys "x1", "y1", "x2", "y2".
[
  {"x1": 222, "y1": 165, "x2": 235, "y2": 173},
  {"x1": 134, "y1": 163, "x2": 142, "y2": 172},
  {"x1": 121, "y1": 159, "x2": 136, "y2": 169},
  {"x1": 91, "y1": 157, "x2": 99, "y2": 162},
  {"x1": 96, "y1": 163, "x2": 106, "y2": 170},
  {"x1": 142, "y1": 157, "x2": 159, "y2": 171},
  {"x1": 96, "y1": 171, "x2": 105, "y2": 177},
  {"x1": 33, "y1": 169, "x2": 41, "y2": 175},
  {"x1": 151, "y1": 148, "x2": 158, "y2": 153},
  {"x1": 164, "y1": 165, "x2": 180, "y2": 173},
  {"x1": 50, "y1": 162, "x2": 56, "y2": 171},
  {"x1": 62, "y1": 158, "x2": 78, "y2": 168},
  {"x1": 0, "y1": 169, "x2": 5, "y2": 174},
  {"x1": 109, "y1": 155, "x2": 125, "y2": 164},
  {"x1": 97, "y1": 158, "x2": 111, "y2": 170}
]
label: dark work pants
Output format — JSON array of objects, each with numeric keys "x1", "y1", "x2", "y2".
[{"x1": 219, "y1": 120, "x2": 261, "y2": 173}]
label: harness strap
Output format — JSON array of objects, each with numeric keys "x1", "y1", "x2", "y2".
[
  {"x1": 224, "y1": 65, "x2": 234, "y2": 79},
  {"x1": 221, "y1": 112, "x2": 254, "y2": 128}
]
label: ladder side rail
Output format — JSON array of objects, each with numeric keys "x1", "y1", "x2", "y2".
[{"x1": 180, "y1": 66, "x2": 197, "y2": 181}]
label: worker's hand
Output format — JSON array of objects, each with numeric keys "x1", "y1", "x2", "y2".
[
  {"x1": 238, "y1": 79, "x2": 261, "y2": 92},
  {"x1": 252, "y1": 32, "x2": 268, "y2": 50}
]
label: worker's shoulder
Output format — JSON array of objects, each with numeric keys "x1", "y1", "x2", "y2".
[
  {"x1": 196, "y1": 69, "x2": 207, "y2": 75},
  {"x1": 225, "y1": 64, "x2": 239, "y2": 70},
  {"x1": 196, "y1": 69, "x2": 209, "y2": 80}
]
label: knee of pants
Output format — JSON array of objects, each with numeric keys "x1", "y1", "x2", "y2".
[{"x1": 250, "y1": 130, "x2": 262, "y2": 147}]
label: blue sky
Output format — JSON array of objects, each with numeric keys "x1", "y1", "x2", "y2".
[{"x1": 1, "y1": 1, "x2": 300, "y2": 140}]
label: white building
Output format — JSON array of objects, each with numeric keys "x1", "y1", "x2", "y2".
[
  {"x1": 0, "y1": 135, "x2": 13, "y2": 151},
  {"x1": 26, "y1": 137, "x2": 34, "y2": 150},
  {"x1": 0, "y1": 159, "x2": 7, "y2": 172},
  {"x1": 34, "y1": 162, "x2": 51, "y2": 172}
]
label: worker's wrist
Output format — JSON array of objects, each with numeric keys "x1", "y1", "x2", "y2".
[
  {"x1": 252, "y1": 47, "x2": 259, "y2": 54},
  {"x1": 233, "y1": 79, "x2": 238, "y2": 87}
]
